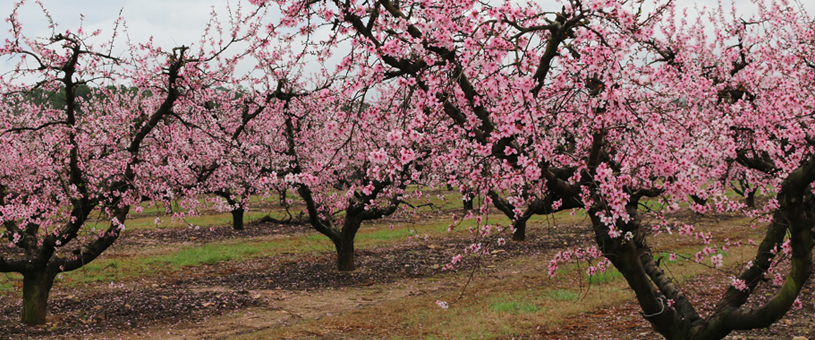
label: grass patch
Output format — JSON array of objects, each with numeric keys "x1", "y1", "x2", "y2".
[
  {"x1": 587, "y1": 267, "x2": 623, "y2": 284},
  {"x1": 148, "y1": 242, "x2": 272, "y2": 267},
  {"x1": 57, "y1": 258, "x2": 154, "y2": 286},
  {"x1": 489, "y1": 301, "x2": 541, "y2": 314},
  {"x1": 70, "y1": 260, "x2": 123, "y2": 283},
  {"x1": 84, "y1": 211, "x2": 273, "y2": 232},
  {"x1": 543, "y1": 289, "x2": 579, "y2": 301},
  {"x1": 0, "y1": 273, "x2": 21, "y2": 292}
]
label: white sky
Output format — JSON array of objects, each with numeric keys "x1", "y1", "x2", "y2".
[
  {"x1": 0, "y1": 0, "x2": 245, "y2": 48},
  {"x1": 0, "y1": 0, "x2": 264, "y2": 77},
  {"x1": 0, "y1": 0, "x2": 812, "y2": 77}
]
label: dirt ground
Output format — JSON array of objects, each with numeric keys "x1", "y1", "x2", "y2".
[
  {"x1": 0, "y1": 218, "x2": 590, "y2": 339},
  {"x1": 1, "y1": 209, "x2": 814, "y2": 339}
]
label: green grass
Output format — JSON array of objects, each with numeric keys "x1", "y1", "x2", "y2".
[
  {"x1": 360, "y1": 228, "x2": 415, "y2": 241},
  {"x1": 83, "y1": 210, "x2": 273, "y2": 232},
  {"x1": 587, "y1": 267, "x2": 623, "y2": 284},
  {"x1": 64, "y1": 260, "x2": 129, "y2": 283},
  {"x1": 147, "y1": 242, "x2": 277, "y2": 267},
  {"x1": 0, "y1": 273, "x2": 21, "y2": 292},
  {"x1": 303, "y1": 227, "x2": 415, "y2": 243},
  {"x1": 488, "y1": 300, "x2": 541, "y2": 314},
  {"x1": 543, "y1": 289, "x2": 579, "y2": 301}
]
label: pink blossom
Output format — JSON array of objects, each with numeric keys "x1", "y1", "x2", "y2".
[
  {"x1": 368, "y1": 149, "x2": 388, "y2": 164},
  {"x1": 773, "y1": 273, "x2": 785, "y2": 286},
  {"x1": 399, "y1": 148, "x2": 415, "y2": 165},
  {"x1": 782, "y1": 239, "x2": 792, "y2": 255},
  {"x1": 731, "y1": 278, "x2": 748, "y2": 291},
  {"x1": 436, "y1": 300, "x2": 449, "y2": 309},
  {"x1": 386, "y1": 130, "x2": 404, "y2": 144},
  {"x1": 548, "y1": 259, "x2": 558, "y2": 277},
  {"x1": 362, "y1": 183, "x2": 375, "y2": 196},
  {"x1": 793, "y1": 298, "x2": 803, "y2": 310},
  {"x1": 711, "y1": 254, "x2": 723, "y2": 269}
]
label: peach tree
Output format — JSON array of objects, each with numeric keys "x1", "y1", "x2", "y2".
[
  {"x1": 0, "y1": 1, "x2": 261, "y2": 325},
  {"x1": 259, "y1": 0, "x2": 815, "y2": 337}
]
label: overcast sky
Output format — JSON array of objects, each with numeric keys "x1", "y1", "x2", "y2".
[
  {"x1": 0, "y1": 0, "x2": 812, "y2": 77},
  {"x1": 0, "y1": 0, "x2": 246, "y2": 48},
  {"x1": 0, "y1": 0, "x2": 266, "y2": 77}
]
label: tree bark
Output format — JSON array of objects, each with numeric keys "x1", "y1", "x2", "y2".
[
  {"x1": 231, "y1": 207, "x2": 245, "y2": 231},
  {"x1": 487, "y1": 191, "x2": 535, "y2": 241},
  {"x1": 512, "y1": 216, "x2": 528, "y2": 241},
  {"x1": 278, "y1": 187, "x2": 288, "y2": 206},
  {"x1": 21, "y1": 270, "x2": 55, "y2": 325},
  {"x1": 463, "y1": 192, "x2": 475, "y2": 210},
  {"x1": 336, "y1": 238, "x2": 355, "y2": 271},
  {"x1": 745, "y1": 190, "x2": 756, "y2": 208},
  {"x1": 334, "y1": 218, "x2": 362, "y2": 271},
  {"x1": 215, "y1": 191, "x2": 245, "y2": 231},
  {"x1": 690, "y1": 194, "x2": 708, "y2": 206}
]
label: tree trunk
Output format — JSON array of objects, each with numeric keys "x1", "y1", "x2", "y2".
[
  {"x1": 334, "y1": 219, "x2": 362, "y2": 271},
  {"x1": 512, "y1": 216, "x2": 528, "y2": 241},
  {"x1": 689, "y1": 194, "x2": 708, "y2": 206},
  {"x1": 745, "y1": 190, "x2": 756, "y2": 208},
  {"x1": 463, "y1": 192, "x2": 475, "y2": 210},
  {"x1": 21, "y1": 271, "x2": 55, "y2": 325},
  {"x1": 336, "y1": 238, "x2": 355, "y2": 271},
  {"x1": 231, "y1": 207, "x2": 245, "y2": 231}
]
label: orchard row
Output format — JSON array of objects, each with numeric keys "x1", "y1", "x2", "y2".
[{"x1": 1, "y1": 0, "x2": 814, "y2": 339}]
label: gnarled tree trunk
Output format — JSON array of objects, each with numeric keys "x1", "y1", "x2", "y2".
[
  {"x1": 511, "y1": 216, "x2": 529, "y2": 241},
  {"x1": 489, "y1": 191, "x2": 533, "y2": 241},
  {"x1": 231, "y1": 206, "x2": 245, "y2": 231},
  {"x1": 215, "y1": 190, "x2": 245, "y2": 231},
  {"x1": 463, "y1": 191, "x2": 475, "y2": 210},
  {"x1": 587, "y1": 159, "x2": 815, "y2": 340},
  {"x1": 21, "y1": 270, "x2": 56, "y2": 325},
  {"x1": 335, "y1": 237, "x2": 356, "y2": 271},
  {"x1": 334, "y1": 217, "x2": 361, "y2": 271},
  {"x1": 745, "y1": 189, "x2": 756, "y2": 208}
]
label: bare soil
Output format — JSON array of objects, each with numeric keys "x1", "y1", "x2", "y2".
[
  {"x1": 0, "y1": 218, "x2": 592, "y2": 339},
  {"x1": 1, "y1": 206, "x2": 814, "y2": 339},
  {"x1": 535, "y1": 275, "x2": 815, "y2": 340}
]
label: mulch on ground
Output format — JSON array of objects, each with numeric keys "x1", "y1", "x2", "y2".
[{"x1": 0, "y1": 221, "x2": 593, "y2": 339}]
